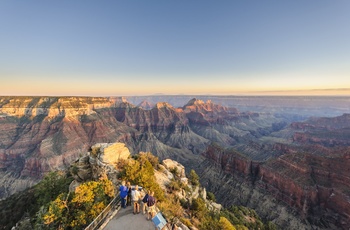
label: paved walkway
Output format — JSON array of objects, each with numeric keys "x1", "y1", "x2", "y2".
[{"x1": 103, "y1": 205, "x2": 155, "y2": 230}]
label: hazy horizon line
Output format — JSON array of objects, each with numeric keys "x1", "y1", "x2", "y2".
[{"x1": 1, "y1": 88, "x2": 350, "y2": 98}]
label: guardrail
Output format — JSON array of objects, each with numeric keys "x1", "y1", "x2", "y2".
[{"x1": 85, "y1": 193, "x2": 120, "y2": 230}]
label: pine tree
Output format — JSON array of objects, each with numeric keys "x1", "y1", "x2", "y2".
[{"x1": 189, "y1": 169, "x2": 200, "y2": 186}]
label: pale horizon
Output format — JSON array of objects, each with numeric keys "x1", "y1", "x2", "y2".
[
  {"x1": 1, "y1": 88, "x2": 350, "y2": 97},
  {"x1": 1, "y1": 1, "x2": 349, "y2": 96}
]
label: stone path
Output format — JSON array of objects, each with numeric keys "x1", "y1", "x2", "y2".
[{"x1": 103, "y1": 205, "x2": 155, "y2": 230}]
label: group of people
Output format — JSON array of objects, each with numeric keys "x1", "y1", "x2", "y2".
[{"x1": 119, "y1": 181, "x2": 157, "y2": 220}]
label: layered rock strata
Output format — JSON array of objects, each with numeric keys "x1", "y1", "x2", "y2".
[
  {"x1": 199, "y1": 143, "x2": 350, "y2": 229},
  {"x1": 1, "y1": 96, "x2": 349, "y2": 229}
]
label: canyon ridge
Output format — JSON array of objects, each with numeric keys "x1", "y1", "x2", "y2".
[{"x1": 0, "y1": 96, "x2": 349, "y2": 229}]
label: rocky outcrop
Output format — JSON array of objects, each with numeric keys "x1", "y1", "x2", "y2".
[
  {"x1": 69, "y1": 142, "x2": 129, "y2": 191},
  {"x1": 155, "y1": 158, "x2": 222, "y2": 215},
  {"x1": 92, "y1": 142, "x2": 130, "y2": 165},
  {"x1": 162, "y1": 159, "x2": 186, "y2": 178}
]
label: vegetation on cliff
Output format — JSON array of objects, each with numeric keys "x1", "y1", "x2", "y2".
[
  {"x1": 35, "y1": 174, "x2": 114, "y2": 229},
  {"x1": 0, "y1": 148, "x2": 276, "y2": 230},
  {"x1": 0, "y1": 171, "x2": 73, "y2": 229},
  {"x1": 120, "y1": 152, "x2": 165, "y2": 201},
  {"x1": 119, "y1": 152, "x2": 276, "y2": 230}
]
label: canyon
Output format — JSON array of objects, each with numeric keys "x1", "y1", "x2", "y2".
[{"x1": 0, "y1": 96, "x2": 349, "y2": 229}]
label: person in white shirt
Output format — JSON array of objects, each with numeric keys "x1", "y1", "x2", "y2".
[{"x1": 131, "y1": 185, "x2": 141, "y2": 214}]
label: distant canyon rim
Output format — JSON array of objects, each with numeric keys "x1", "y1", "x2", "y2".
[{"x1": 0, "y1": 95, "x2": 349, "y2": 229}]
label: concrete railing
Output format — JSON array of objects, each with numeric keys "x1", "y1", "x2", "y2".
[{"x1": 85, "y1": 194, "x2": 120, "y2": 230}]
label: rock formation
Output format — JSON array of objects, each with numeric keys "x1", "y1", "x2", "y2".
[
  {"x1": 92, "y1": 142, "x2": 130, "y2": 165},
  {"x1": 69, "y1": 142, "x2": 130, "y2": 191},
  {"x1": 0, "y1": 96, "x2": 349, "y2": 229},
  {"x1": 199, "y1": 142, "x2": 350, "y2": 229},
  {"x1": 155, "y1": 158, "x2": 221, "y2": 213},
  {"x1": 137, "y1": 100, "x2": 154, "y2": 110}
]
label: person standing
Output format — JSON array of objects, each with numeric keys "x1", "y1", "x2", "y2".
[
  {"x1": 126, "y1": 181, "x2": 132, "y2": 206},
  {"x1": 131, "y1": 185, "x2": 141, "y2": 214},
  {"x1": 141, "y1": 189, "x2": 149, "y2": 214},
  {"x1": 119, "y1": 181, "x2": 128, "y2": 208},
  {"x1": 147, "y1": 191, "x2": 156, "y2": 220}
]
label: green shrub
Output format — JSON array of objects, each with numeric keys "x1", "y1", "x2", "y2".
[
  {"x1": 180, "y1": 217, "x2": 193, "y2": 227},
  {"x1": 207, "y1": 192, "x2": 216, "y2": 202},
  {"x1": 180, "y1": 198, "x2": 190, "y2": 209},
  {"x1": 190, "y1": 197, "x2": 207, "y2": 219},
  {"x1": 90, "y1": 147, "x2": 100, "y2": 157},
  {"x1": 35, "y1": 177, "x2": 114, "y2": 229},
  {"x1": 167, "y1": 180, "x2": 181, "y2": 192},
  {"x1": 124, "y1": 154, "x2": 164, "y2": 201},
  {"x1": 170, "y1": 167, "x2": 179, "y2": 177},
  {"x1": 158, "y1": 194, "x2": 183, "y2": 224},
  {"x1": 189, "y1": 169, "x2": 200, "y2": 186},
  {"x1": 219, "y1": 216, "x2": 236, "y2": 230},
  {"x1": 35, "y1": 171, "x2": 73, "y2": 207}
]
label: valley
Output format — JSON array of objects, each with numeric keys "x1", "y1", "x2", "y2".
[{"x1": 0, "y1": 96, "x2": 349, "y2": 229}]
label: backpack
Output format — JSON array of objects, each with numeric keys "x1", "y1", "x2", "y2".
[{"x1": 142, "y1": 194, "x2": 149, "y2": 203}]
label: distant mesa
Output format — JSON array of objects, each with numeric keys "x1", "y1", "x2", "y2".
[
  {"x1": 154, "y1": 102, "x2": 174, "y2": 109},
  {"x1": 183, "y1": 98, "x2": 205, "y2": 107},
  {"x1": 110, "y1": 96, "x2": 129, "y2": 104},
  {"x1": 137, "y1": 100, "x2": 154, "y2": 110},
  {"x1": 182, "y1": 98, "x2": 238, "y2": 114}
]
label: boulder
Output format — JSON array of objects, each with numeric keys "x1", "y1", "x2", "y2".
[
  {"x1": 162, "y1": 159, "x2": 185, "y2": 177},
  {"x1": 93, "y1": 142, "x2": 130, "y2": 165}
]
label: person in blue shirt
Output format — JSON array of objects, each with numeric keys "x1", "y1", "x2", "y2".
[{"x1": 119, "y1": 181, "x2": 128, "y2": 208}]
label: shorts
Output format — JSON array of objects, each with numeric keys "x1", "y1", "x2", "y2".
[{"x1": 148, "y1": 205, "x2": 156, "y2": 214}]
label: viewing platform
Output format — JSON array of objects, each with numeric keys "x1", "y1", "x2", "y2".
[{"x1": 104, "y1": 205, "x2": 155, "y2": 230}]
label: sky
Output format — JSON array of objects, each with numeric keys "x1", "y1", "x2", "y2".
[{"x1": 0, "y1": 1, "x2": 349, "y2": 96}]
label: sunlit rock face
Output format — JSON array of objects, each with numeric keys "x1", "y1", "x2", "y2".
[
  {"x1": 0, "y1": 97, "x2": 131, "y2": 199},
  {"x1": 162, "y1": 158, "x2": 186, "y2": 178},
  {"x1": 92, "y1": 142, "x2": 130, "y2": 165},
  {"x1": 68, "y1": 142, "x2": 130, "y2": 191},
  {"x1": 0, "y1": 96, "x2": 277, "y2": 199}
]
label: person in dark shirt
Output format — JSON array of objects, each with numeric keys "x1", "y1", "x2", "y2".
[
  {"x1": 119, "y1": 181, "x2": 128, "y2": 208},
  {"x1": 141, "y1": 189, "x2": 149, "y2": 214},
  {"x1": 147, "y1": 191, "x2": 156, "y2": 220},
  {"x1": 126, "y1": 181, "x2": 132, "y2": 206}
]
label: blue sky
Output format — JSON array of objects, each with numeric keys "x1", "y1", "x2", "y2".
[{"x1": 0, "y1": 1, "x2": 349, "y2": 96}]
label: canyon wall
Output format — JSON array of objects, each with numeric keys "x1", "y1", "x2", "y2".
[
  {"x1": 199, "y1": 143, "x2": 350, "y2": 229},
  {"x1": 0, "y1": 96, "x2": 349, "y2": 229}
]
